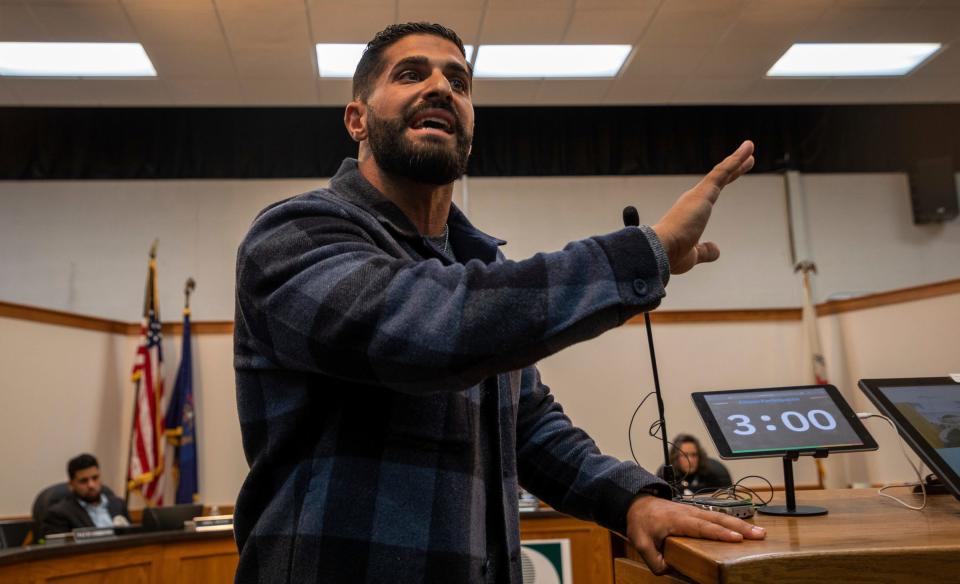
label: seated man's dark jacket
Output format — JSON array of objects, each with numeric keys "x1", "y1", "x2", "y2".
[
  {"x1": 233, "y1": 158, "x2": 673, "y2": 583},
  {"x1": 39, "y1": 492, "x2": 128, "y2": 538}
]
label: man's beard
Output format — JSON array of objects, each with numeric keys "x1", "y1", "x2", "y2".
[
  {"x1": 366, "y1": 102, "x2": 472, "y2": 185},
  {"x1": 79, "y1": 491, "x2": 101, "y2": 504}
]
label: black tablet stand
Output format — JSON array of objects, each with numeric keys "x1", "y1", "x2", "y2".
[{"x1": 758, "y1": 450, "x2": 829, "y2": 517}]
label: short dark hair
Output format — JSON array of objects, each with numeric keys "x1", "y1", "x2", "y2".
[
  {"x1": 67, "y1": 453, "x2": 99, "y2": 480},
  {"x1": 352, "y1": 22, "x2": 468, "y2": 100}
]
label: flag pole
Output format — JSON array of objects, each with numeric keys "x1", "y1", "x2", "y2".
[
  {"x1": 125, "y1": 239, "x2": 159, "y2": 509},
  {"x1": 168, "y1": 277, "x2": 196, "y2": 499}
]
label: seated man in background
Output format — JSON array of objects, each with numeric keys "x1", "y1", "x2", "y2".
[
  {"x1": 40, "y1": 453, "x2": 129, "y2": 537},
  {"x1": 659, "y1": 434, "x2": 733, "y2": 494}
]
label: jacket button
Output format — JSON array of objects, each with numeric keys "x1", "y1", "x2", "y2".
[{"x1": 633, "y1": 279, "x2": 647, "y2": 295}]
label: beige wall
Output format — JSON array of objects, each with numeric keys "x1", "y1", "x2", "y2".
[
  {"x1": 2, "y1": 289, "x2": 958, "y2": 517},
  {"x1": 0, "y1": 318, "x2": 249, "y2": 517},
  {"x1": 2, "y1": 172, "x2": 958, "y2": 321}
]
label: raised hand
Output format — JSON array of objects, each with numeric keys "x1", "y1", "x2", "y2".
[{"x1": 652, "y1": 140, "x2": 755, "y2": 275}]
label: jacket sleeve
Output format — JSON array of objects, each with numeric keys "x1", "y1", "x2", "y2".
[
  {"x1": 39, "y1": 505, "x2": 74, "y2": 539},
  {"x1": 515, "y1": 366, "x2": 671, "y2": 536},
  {"x1": 235, "y1": 197, "x2": 667, "y2": 394}
]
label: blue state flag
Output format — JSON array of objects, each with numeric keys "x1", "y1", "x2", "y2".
[{"x1": 165, "y1": 307, "x2": 199, "y2": 504}]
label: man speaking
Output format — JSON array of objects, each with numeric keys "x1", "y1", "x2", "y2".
[{"x1": 233, "y1": 22, "x2": 763, "y2": 583}]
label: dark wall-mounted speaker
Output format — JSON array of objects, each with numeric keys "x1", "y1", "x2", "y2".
[{"x1": 908, "y1": 156, "x2": 959, "y2": 224}]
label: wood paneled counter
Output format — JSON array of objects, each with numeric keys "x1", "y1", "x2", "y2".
[
  {"x1": 615, "y1": 489, "x2": 960, "y2": 584},
  {"x1": 0, "y1": 529, "x2": 238, "y2": 584},
  {"x1": 0, "y1": 510, "x2": 614, "y2": 583}
]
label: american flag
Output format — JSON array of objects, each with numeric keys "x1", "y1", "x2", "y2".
[{"x1": 127, "y1": 242, "x2": 166, "y2": 507}]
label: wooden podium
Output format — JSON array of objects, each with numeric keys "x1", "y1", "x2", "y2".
[{"x1": 615, "y1": 489, "x2": 960, "y2": 584}]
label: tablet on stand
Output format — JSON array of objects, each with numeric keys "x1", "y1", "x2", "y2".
[
  {"x1": 859, "y1": 376, "x2": 960, "y2": 502},
  {"x1": 692, "y1": 385, "x2": 877, "y2": 516}
]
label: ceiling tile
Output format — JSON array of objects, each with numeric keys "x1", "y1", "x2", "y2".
[
  {"x1": 239, "y1": 78, "x2": 319, "y2": 105},
  {"x1": 27, "y1": 1, "x2": 138, "y2": 42},
  {"x1": 564, "y1": 8, "x2": 658, "y2": 43},
  {"x1": 307, "y1": 2, "x2": 396, "y2": 43},
  {"x1": 217, "y1": 0, "x2": 311, "y2": 47},
  {"x1": 911, "y1": 45, "x2": 960, "y2": 77},
  {"x1": 535, "y1": 79, "x2": 612, "y2": 104},
  {"x1": 8, "y1": 79, "x2": 103, "y2": 105},
  {"x1": 718, "y1": 6, "x2": 829, "y2": 48},
  {"x1": 316, "y1": 78, "x2": 354, "y2": 105},
  {"x1": 739, "y1": 0, "x2": 832, "y2": 10},
  {"x1": 486, "y1": 0, "x2": 570, "y2": 7},
  {"x1": 639, "y1": 10, "x2": 739, "y2": 47},
  {"x1": 479, "y1": 6, "x2": 572, "y2": 44},
  {"x1": 231, "y1": 45, "x2": 315, "y2": 79},
  {"x1": 400, "y1": 0, "x2": 486, "y2": 8},
  {"x1": 740, "y1": 78, "x2": 827, "y2": 104},
  {"x1": 0, "y1": 3, "x2": 47, "y2": 41},
  {"x1": 620, "y1": 46, "x2": 707, "y2": 78},
  {"x1": 88, "y1": 79, "x2": 170, "y2": 105},
  {"x1": 670, "y1": 76, "x2": 756, "y2": 103},
  {"x1": 394, "y1": 7, "x2": 485, "y2": 44},
  {"x1": 835, "y1": 0, "x2": 923, "y2": 7},
  {"x1": 604, "y1": 75, "x2": 684, "y2": 104},
  {"x1": 121, "y1": 0, "x2": 213, "y2": 4},
  {"x1": 813, "y1": 78, "x2": 901, "y2": 103},
  {"x1": 123, "y1": 3, "x2": 224, "y2": 47},
  {"x1": 883, "y1": 75, "x2": 956, "y2": 101},
  {"x1": 574, "y1": 0, "x2": 660, "y2": 9},
  {"x1": 165, "y1": 78, "x2": 244, "y2": 105},
  {"x1": 0, "y1": 79, "x2": 22, "y2": 105},
  {"x1": 939, "y1": 77, "x2": 960, "y2": 101},
  {"x1": 470, "y1": 79, "x2": 541, "y2": 105},
  {"x1": 7, "y1": 78, "x2": 168, "y2": 105},
  {"x1": 695, "y1": 45, "x2": 785, "y2": 77},
  {"x1": 804, "y1": 8, "x2": 960, "y2": 42},
  {"x1": 144, "y1": 43, "x2": 236, "y2": 80},
  {"x1": 659, "y1": 0, "x2": 743, "y2": 13}
]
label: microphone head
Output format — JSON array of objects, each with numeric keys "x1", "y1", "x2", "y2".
[{"x1": 622, "y1": 205, "x2": 640, "y2": 227}]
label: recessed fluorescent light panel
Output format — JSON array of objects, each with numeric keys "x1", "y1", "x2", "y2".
[
  {"x1": 767, "y1": 43, "x2": 941, "y2": 77},
  {"x1": 0, "y1": 42, "x2": 156, "y2": 77},
  {"x1": 316, "y1": 44, "x2": 474, "y2": 78},
  {"x1": 474, "y1": 45, "x2": 631, "y2": 78}
]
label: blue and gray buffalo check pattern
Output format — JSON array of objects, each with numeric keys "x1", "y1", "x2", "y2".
[{"x1": 233, "y1": 158, "x2": 672, "y2": 583}]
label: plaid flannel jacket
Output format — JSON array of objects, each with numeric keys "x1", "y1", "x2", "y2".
[{"x1": 233, "y1": 158, "x2": 672, "y2": 583}]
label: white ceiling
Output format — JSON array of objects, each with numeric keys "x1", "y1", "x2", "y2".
[{"x1": 0, "y1": 0, "x2": 958, "y2": 106}]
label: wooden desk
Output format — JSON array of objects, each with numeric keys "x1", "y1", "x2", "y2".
[
  {"x1": 520, "y1": 510, "x2": 615, "y2": 584},
  {"x1": 615, "y1": 489, "x2": 960, "y2": 584},
  {"x1": 0, "y1": 530, "x2": 237, "y2": 584},
  {"x1": 0, "y1": 511, "x2": 613, "y2": 583}
]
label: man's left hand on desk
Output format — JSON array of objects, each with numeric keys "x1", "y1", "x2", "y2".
[{"x1": 625, "y1": 494, "x2": 766, "y2": 575}]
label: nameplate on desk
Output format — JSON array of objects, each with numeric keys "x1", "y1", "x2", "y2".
[
  {"x1": 72, "y1": 527, "x2": 115, "y2": 540},
  {"x1": 191, "y1": 514, "x2": 234, "y2": 532}
]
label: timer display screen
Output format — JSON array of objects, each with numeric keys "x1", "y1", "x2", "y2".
[{"x1": 700, "y1": 387, "x2": 867, "y2": 455}]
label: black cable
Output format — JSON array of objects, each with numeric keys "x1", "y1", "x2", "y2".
[
  {"x1": 628, "y1": 395, "x2": 692, "y2": 499},
  {"x1": 627, "y1": 391, "x2": 656, "y2": 466}
]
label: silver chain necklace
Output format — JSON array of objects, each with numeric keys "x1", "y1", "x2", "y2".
[{"x1": 441, "y1": 223, "x2": 449, "y2": 252}]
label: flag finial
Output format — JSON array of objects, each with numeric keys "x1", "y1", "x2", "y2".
[{"x1": 184, "y1": 278, "x2": 196, "y2": 309}]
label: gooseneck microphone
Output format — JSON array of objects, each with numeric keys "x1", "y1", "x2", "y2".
[{"x1": 623, "y1": 206, "x2": 677, "y2": 493}]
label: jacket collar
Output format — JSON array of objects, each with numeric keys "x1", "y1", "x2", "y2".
[{"x1": 328, "y1": 158, "x2": 506, "y2": 262}]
